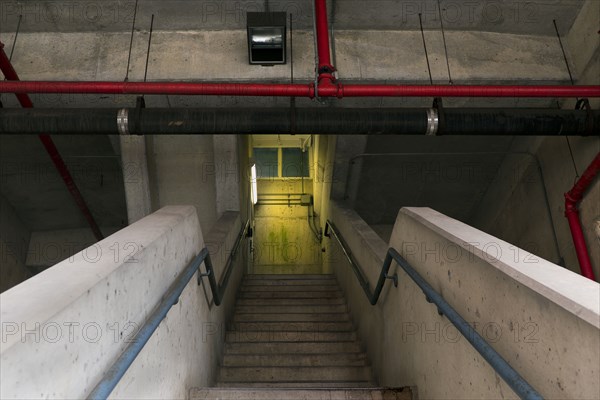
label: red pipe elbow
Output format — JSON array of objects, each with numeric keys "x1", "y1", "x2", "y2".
[{"x1": 564, "y1": 153, "x2": 600, "y2": 281}]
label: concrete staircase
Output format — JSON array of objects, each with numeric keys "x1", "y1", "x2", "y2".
[{"x1": 190, "y1": 274, "x2": 412, "y2": 399}]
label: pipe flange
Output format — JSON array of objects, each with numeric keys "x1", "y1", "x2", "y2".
[
  {"x1": 336, "y1": 82, "x2": 344, "y2": 99},
  {"x1": 432, "y1": 97, "x2": 445, "y2": 135},
  {"x1": 318, "y1": 65, "x2": 336, "y2": 75},
  {"x1": 308, "y1": 82, "x2": 316, "y2": 99},
  {"x1": 426, "y1": 108, "x2": 439, "y2": 136},
  {"x1": 117, "y1": 108, "x2": 130, "y2": 135}
]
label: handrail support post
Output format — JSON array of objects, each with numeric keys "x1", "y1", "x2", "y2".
[{"x1": 385, "y1": 273, "x2": 398, "y2": 287}]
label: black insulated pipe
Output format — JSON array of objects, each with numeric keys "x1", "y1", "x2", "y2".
[{"x1": 0, "y1": 108, "x2": 597, "y2": 136}]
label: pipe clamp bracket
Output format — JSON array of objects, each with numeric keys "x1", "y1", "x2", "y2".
[
  {"x1": 117, "y1": 108, "x2": 130, "y2": 135},
  {"x1": 426, "y1": 108, "x2": 439, "y2": 136}
]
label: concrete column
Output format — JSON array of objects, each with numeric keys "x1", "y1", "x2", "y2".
[
  {"x1": 149, "y1": 136, "x2": 218, "y2": 238},
  {"x1": 213, "y1": 135, "x2": 240, "y2": 216},
  {"x1": 120, "y1": 136, "x2": 152, "y2": 224},
  {"x1": 0, "y1": 194, "x2": 32, "y2": 292}
]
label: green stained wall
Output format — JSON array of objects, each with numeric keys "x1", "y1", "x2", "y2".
[{"x1": 251, "y1": 179, "x2": 322, "y2": 274}]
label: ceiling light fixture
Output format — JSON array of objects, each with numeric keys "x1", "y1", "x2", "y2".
[{"x1": 247, "y1": 12, "x2": 287, "y2": 66}]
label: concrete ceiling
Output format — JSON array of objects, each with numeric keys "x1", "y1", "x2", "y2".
[{"x1": 0, "y1": 0, "x2": 584, "y2": 35}]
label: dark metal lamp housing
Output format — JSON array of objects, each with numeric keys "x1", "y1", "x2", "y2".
[{"x1": 247, "y1": 12, "x2": 287, "y2": 65}]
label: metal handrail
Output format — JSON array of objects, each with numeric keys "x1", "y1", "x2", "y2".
[
  {"x1": 200, "y1": 219, "x2": 251, "y2": 306},
  {"x1": 324, "y1": 220, "x2": 398, "y2": 305},
  {"x1": 325, "y1": 220, "x2": 543, "y2": 400},
  {"x1": 87, "y1": 219, "x2": 249, "y2": 400}
]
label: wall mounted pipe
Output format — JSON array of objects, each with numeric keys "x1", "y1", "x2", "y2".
[
  {"x1": 564, "y1": 152, "x2": 600, "y2": 281},
  {"x1": 0, "y1": 43, "x2": 104, "y2": 241},
  {"x1": 314, "y1": 0, "x2": 335, "y2": 85},
  {"x1": 0, "y1": 107, "x2": 597, "y2": 136},
  {"x1": 0, "y1": 80, "x2": 599, "y2": 98}
]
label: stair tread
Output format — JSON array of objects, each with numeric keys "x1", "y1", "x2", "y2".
[
  {"x1": 215, "y1": 381, "x2": 378, "y2": 388},
  {"x1": 242, "y1": 280, "x2": 338, "y2": 286},
  {"x1": 233, "y1": 314, "x2": 350, "y2": 322},
  {"x1": 219, "y1": 367, "x2": 373, "y2": 383},
  {"x1": 229, "y1": 322, "x2": 355, "y2": 332},
  {"x1": 240, "y1": 286, "x2": 343, "y2": 292},
  {"x1": 235, "y1": 303, "x2": 348, "y2": 313},
  {"x1": 237, "y1": 298, "x2": 347, "y2": 305},
  {"x1": 191, "y1": 387, "x2": 411, "y2": 399},
  {"x1": 225, "y1": 342, "x2": 363, "y2": 355},
  {"x1": 223, "y1": 353, "x2": 369, "y2": 367},
  {"x1": 226, "y1": 331, "x2": 356, "y2": 342},
  {"x1": 218, "y1": 366, "x2": 372, "y2": 372},
  {"x1": 238, "y1": 292, "x2": 344, "y2": 299},
  {"x1": 244, "y1": 274, "x2": 335, "y2": 279}
]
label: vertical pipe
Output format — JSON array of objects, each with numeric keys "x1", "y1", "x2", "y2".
[
  {"x1": 565, "y1": 211, "x2": 594, "y2": 279},
  {"x1": 314, "y1": 0, "x2": 334, "y2": 74},
  {"x1": 0, "y1": 42, "x2": 104, "y2": 241},
  {"x1": 564, "y1": 152, "x2": 600, "y2": 281}
]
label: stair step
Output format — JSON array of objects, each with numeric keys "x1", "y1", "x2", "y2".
[
  {"x1": 215, "y1": 381, "x2": 377, "y2": 388},
  {"x1": 238, "y1": 291, "x2": 344, "y2": 299},
  {"x1": 226, "y1": 331, "x2": 356, "y2": 343},
  {"x1": 242, "y1": 279, "x2": 338, "y2": 286},
  {"x1": 218, "y1": 366, "x2": 373, "y2": 383},
  {"x1": 237, "y1": 298, "x2": 347, "y2": 306},
  {"x1": 222, "y1": 353, "x2": 369, "y2": 367},
  {"x1": 191, "y1": 387, "x2": 412, "y2": 399},
  {"x1": 240, "y1": 285, "x2": 341, "y2": 292},
  {"x1": 235, "y1": 305, "x2": 347, "y2": 314},
  {"x1": 244, "y1": 274, "x2": 335, "y2": 280},
  {"x1": 229, "y1": 321, "x2": 355, "y2": 332},
  {"x1": 224, "y1": 341, "x2": 363, "y2": 354},
  {"x1": 233, "y1": 313, "x2": 350, "y2": 322}
]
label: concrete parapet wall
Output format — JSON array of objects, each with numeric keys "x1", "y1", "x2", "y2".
[
  {"x1": 328, "y1": 202, "x2": 600, "y2": 399},
  {"x1": 0, "y1": 206, "x2": 244, "y2": 399},
  {"x1": 325, "y1": 201, "x2": 387, "y2": 382}
]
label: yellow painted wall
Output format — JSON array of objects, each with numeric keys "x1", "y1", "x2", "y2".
[
  {"x1": 251, "y1": 179, "x2": 322, "y2": 274},
  {"x1": 248, "y1": 135, "x2": 337, "y2": 275}
]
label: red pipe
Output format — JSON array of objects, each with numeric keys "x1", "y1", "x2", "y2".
[
  {"x1": 315, "y1": 0, "x2": 334, "y2": 78},
  {"x1": 327, "y1": 84, "x2": 600, "y2": 98},
  {"x1": 1, "y1": 0, "x2": 600, "y2": 100},
  {"x1": 565, "y1": 153, "x2": 600, "y2": 281},
  {"x1": 0, "y1": 80, "x2": 599, "y2": 98},
  {"x1": 0, "y1": 43, "x2": 104, "y2": 241},
  {"x1": 0, "y1": 81, "x2": 311, "y2": 97}
]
